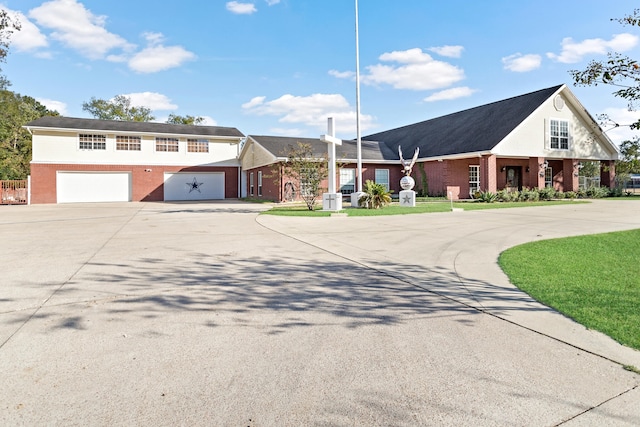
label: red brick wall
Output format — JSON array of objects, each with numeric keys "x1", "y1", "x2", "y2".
[{"x1": 30, "y1": 163, "x2": 240, "y2": 204}]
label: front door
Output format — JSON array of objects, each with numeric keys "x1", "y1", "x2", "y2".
[{"x1": 505, "y1": 166, "x2": 522, "y2": 192}]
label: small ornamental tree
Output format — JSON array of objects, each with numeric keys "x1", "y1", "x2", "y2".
[
  {"x1": 359, "y1": 179, "x2": 392, "y2": 209},
  {"x1": 278, "y1": 142, "x2": 328, "y2": 210}
]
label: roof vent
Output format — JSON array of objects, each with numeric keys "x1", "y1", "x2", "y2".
[{"x1": 553, "y1": 95, "x2": 565, "y2": 111}]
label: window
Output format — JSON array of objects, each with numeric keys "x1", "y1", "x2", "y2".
[
  {"x1": 257, "y1": 171, "x2": 263, "y2": 196},
  {"x1": 339, "y1": 168, "x2": 355, "y2": 194},
  {"x1": 469, "y1": 165, "x2": 480, "y2": 195},
  {"x1": 156, "y1": 137, "x2": 179, "y2": 152},
  {"x1": 187, "y1": 138, "x2": 209, "y2": 153},
  {"x1": 79, "y1": 134, "x2": 106, "y2": 150},
  {"x1": 116, "y1": 135, "x2": 141, "y2": 151},
  {"x1": 545, "y1": 167, "x2": 553, "y2": 188},
  {"x1": 375, "y1": 169, "x2": 390, "y2": 191},
  {"x1": 249, "y1": 172, "x2": 254, "y2": 196},
  {"x1": 550, "y1": 119, "x2": 569, "y2": 150}
]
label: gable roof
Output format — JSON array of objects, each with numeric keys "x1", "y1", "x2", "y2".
[
  {"x1": 24, "y1": 116, "x2": 245, "y2": 139},
  {"x1": 246, "y1": 135, "x2": 395, "y2": 162},
  {"x1": 365, "y1": 85, "x2": 565, "y2": 158}
]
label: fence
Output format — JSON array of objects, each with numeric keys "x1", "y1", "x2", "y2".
[
  {"x1": 578, "y1": 176, "x2": 601, "y2": 190},
  {"x1": 1, "y1": 180, "x2": 28, "y2": 205}
]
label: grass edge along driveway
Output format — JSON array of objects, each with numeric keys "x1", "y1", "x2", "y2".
[
  {"x1": 261, "y1": 200, "x2": 586, "y2": 217},
  {"x1": 499, "y1": 229, "x2": 640, "y2": 352}
]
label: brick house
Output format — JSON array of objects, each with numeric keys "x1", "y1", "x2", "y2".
[
  {"x1": 25, "y1": 117, "x2": 244, "y2": 203},
  {"x1": 240, "y1": 84, "x2": 619, "y2": 202}
]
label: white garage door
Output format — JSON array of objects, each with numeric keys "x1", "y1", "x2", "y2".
[
  {"x1": 57, "y1": 172, "x2": 131, "y2": 203},
  {"x1": 164, "y1": 172, "x2": 225, "y2": 201}
]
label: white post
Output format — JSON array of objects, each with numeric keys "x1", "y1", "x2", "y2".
[
  {"x1": 355, "y1": 0, "x2": 362, "y2": 193},
  {"x1": 321, "y1": 117, "x2": 343, "y2": 211},
  {"x1": 351, "y1": 0, "x2": 365, "y2": 207},
  {"x1": 327, "y1": 117, "x2": 337, "y2": 194}
]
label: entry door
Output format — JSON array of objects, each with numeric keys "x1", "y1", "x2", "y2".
[{"x1": 505, "y1": 167, "x2": 522, "y2": 191}]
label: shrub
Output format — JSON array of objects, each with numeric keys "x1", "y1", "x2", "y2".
[
  {"x1": 565, "y1": 191, "x2": 577, "y2": 199},
  {"x1": 359, "y1": 180, "x2": 392, "y2": 209},
  {"x1": 477, "y1": 190, "x2": 497, "y2": 203},
  {"x1": 585, "y1": 186, "x2": 609, "y2": 198},
  {"x1": 519, "y1": 187, "x2": 539, "y2": 202},
  {"x1": 538, "y1": 186, "x2": 557, "y2": 201}
]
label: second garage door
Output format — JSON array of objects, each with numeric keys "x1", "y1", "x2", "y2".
[{"x1": 164, "y1": 172, "x2": 225, "y2": 201}]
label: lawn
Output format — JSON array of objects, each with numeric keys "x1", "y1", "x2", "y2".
[
  {"x1": 499, "y1": 229, "x2": 640, "y2": 351},
  {"x1": 261, "y1": 200, "x2": 585, "y2": 217}
]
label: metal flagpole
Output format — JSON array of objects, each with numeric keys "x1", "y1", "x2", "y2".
[{"x1": 355, "y1": 0, "x2": 363, "y2": 193}]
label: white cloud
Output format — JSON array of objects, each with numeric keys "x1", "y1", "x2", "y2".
[
  {"x1": 361, "y1": 48, "x2": 465, "y2": 90},
  {"x1": 128, "y1": 43, "x2": 196, "y2": 73},
  {"x1": 28, "y1": 0, "x2": 135, "y2": 59},
  {"x1": 199, "y1": 116, "x2": 218, "y2": 126},
  {"x1": 36, "y1": 98, "x2": 67, "y2": 115},
  {"x1": 547, "y1": 33, "x2": 639, "y2": 64},
  {"x1": 242, "y1": 93, "x2": 376, "y2": 135},
  {"x1": 328, "y1": 69, "x2": 355, "y2": 79},
  {"x1": 266, "y1": 0, "x2": 281, "y2": 5},
  {"x1": 121, "y1": 92, "x2": 178, "y2": 110},
  {"x1": 428, "y1": 45, "x2": 464, "y2": 58},
  {"x1": 423, "y1": 87, "x2": 477, "y2": 102},
  {"x1": 502, "y1": 53, "x2": 542, "y2": 72},
  {"x1": 4, "y1": 9, "x2": 48, "y2": 52},
  {"x1": 226, "y1": 2, "x2": 257, "y2": 14}
]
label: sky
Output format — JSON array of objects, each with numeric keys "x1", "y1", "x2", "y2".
[{"x1": 2, "y1": 0, "x2": 640, "y2": 146}]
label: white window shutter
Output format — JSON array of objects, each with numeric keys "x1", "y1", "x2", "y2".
[
  {"x1": 568, "y1": 123, "x2": 574, "y2": 150},
  {"x1": 544, "y1": 118, "x2": 550, "y2": 150}
]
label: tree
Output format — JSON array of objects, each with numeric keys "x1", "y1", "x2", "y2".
[
  {"x1": 166, "y1": 114, "x2": 205, "y2": 125},
  {"x1": 617, "y1": 137, "x2": 640, "y2": 174},
  {"x1": 82, "y1": 95, "x2": 155, "y2": 122},
  {"x1": 570, "y1": 9, "x2": 640, "y2": 129},
  {"x1": 0, "y1": 90, "x2": 59, "y2": 179},
  {"x1": 0, "y1": 8, "x2": 21, "y2": 89},
  {"x1": 277, "y1": 142, "x2": 328, "y2": 210}
]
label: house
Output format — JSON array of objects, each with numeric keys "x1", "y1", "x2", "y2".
[
  {"x1": 239, "y1": 84, "x2": 619, "y2": 201},
  {"x1": 25, "y1": 117, "x2": 245, "y2": 203}
]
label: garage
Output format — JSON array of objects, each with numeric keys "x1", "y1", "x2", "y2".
[
  {"x1": 57, "y1": 172, "x2": 131, "y2": 203},
  {"x1": 164, "y1": 172, "x2": 225, "y2": 201}
]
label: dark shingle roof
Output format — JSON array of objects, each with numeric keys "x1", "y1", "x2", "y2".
[
  {"x1": 25, "y1": 116, "x2": 245, "y2": 138},
  {"x1": 249, "y1": 135, "x2": 395, "y2": 161},
  {"x1": 365, "y1": 85, "x2": 563, "y2": 158}
]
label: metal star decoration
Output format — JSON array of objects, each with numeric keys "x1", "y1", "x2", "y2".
[{"x1": 187, "y1": 177, "x2": 204, "y2": 193}]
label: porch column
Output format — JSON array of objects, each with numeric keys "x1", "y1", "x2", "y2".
[
  {"x1": 529, "y1": 157, "x2": 545, "y2": 189},
  {"x1": 481, "y1": 154, "x2": 497, "y2": 193},
  {"x1": 601, "y1": 160, "x2": 616, "y2": 189},
  {"x1": 563, "y1": 159, "x2": 579, "y2": 192}
]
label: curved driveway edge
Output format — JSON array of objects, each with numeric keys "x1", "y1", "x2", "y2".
[{"x1": 257, "y1": 199, "x2": 640, "y2": 369}]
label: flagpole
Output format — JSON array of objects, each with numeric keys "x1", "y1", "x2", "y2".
[{"x1": 355, "y1": 0, "x2": 363, "y2": 193}]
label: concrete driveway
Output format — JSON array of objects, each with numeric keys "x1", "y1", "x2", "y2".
[{"x1": 0, "y1": 200, "x2": 639, "y2": 426}]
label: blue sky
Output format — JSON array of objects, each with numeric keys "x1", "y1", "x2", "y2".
[{"x1": 3, "y1": 0, "x2": 640, "y2": 145}]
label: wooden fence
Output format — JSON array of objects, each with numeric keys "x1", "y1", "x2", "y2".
[{"x1": 1, "y1": 180, "x2": 28, "y2": 205}]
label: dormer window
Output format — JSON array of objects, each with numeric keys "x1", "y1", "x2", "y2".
[{"x1": 550, "y1": 119, "x2": 569, "y2": 150}]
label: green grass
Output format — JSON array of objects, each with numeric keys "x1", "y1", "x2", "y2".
[
  {"x1": 499, "y1": 229, "x2": 640, "y2": 350},
  {"x1": 261, "y1": 200, "x2": 587, "y2": 217}
]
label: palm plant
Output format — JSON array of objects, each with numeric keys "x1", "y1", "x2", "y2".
[{"x1": 359, "y1": 179, "x2": 392, "y2": 209}]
